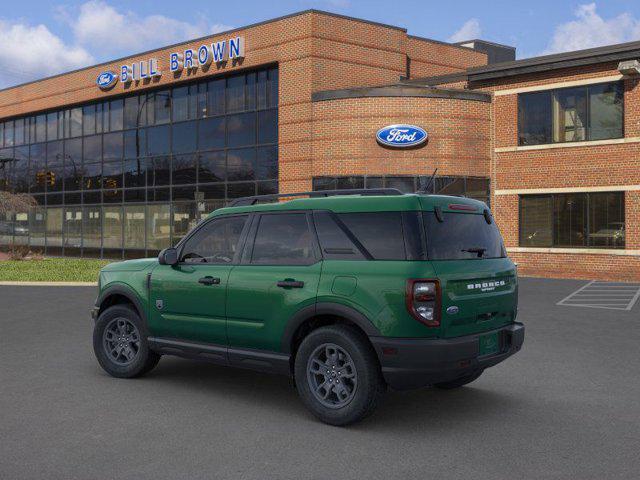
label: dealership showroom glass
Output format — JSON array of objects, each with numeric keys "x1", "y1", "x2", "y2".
[{"x1": 0, "y1": 9, "x2": 639, "y2": 280}]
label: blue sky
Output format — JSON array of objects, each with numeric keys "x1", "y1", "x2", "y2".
[{"x1": 1, "y1": 0, "x2": 640, "y2": 88}]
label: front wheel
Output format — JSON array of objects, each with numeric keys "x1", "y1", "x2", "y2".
[
  {"x1": 93, "y1": 304, "x2": 160, "y2": 378},
  {"x1": 294, "y1": 325, "x2": 385, "y2": 426}
]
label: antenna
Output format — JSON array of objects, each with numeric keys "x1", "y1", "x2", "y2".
[{"x1": 418, "y1": 168, "x2": 438, "y2": 194}]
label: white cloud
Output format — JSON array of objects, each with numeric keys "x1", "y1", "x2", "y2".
[
  {"x1": 0, "y1": 20, "x2": 93, "y2": 88},
  {"x1": 448, "y1": 19, "x2": 481, "y2": 43},
  {"x1": 68, "y1": 1, "x2": 233, "y2": 57},
  {"x1": 543, "y1": 3, "x2": 640, "y2": 54}
]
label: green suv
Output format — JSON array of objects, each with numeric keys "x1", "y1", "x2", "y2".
[{"x1": 92, "y1": 189, "x2": 524, "y2": 425}]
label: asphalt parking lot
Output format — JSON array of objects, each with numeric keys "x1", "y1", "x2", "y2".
[{"x1": 1, "y1": 277, "x2": 639, "y2": 480}]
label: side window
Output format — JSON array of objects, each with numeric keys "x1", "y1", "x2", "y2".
[
  {"x1": 337, "y1": 212, "x2": 406, "y2": 260},
  {"x1": 251, "y1": 213, "x2": 315, "y2": 265},
  {"x1": 313, "y1": 211, "x2": 365, "y2": 260},
  {"x1": 180, "y1": 215, "x2": 247, "y2": 264}
]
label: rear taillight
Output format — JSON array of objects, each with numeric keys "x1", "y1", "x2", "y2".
[{"x1": 406, "y1": 279, "x2": 441, "y2": 327}]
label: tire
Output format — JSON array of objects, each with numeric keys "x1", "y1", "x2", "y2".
[
  {"x1": 434, "y1": 370, "x2": 483, "y2": 390},
  {"x1": 93, "y1": 304, "x2": 160, "y2": 378},
  {"x1": 294, "y1": 325, "x2": 385, "y2": 426}
]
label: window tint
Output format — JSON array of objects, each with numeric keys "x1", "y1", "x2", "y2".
[
  {"x1": 251, "y1": 214, "x2": 314, "y2": 265},
  {"x1": 313, "y1": 212, "x2": 365, "y2": 260},
  {"x1": 424, "y1": 212, "x2": 506, "y2": 260},
  {"x1": 519, "y1": 192, "x2": 624, "y2": 248},
  {"x1": 337, "y1": 212, "x2": 406, "y2": 260},
  {"x1": 181, "y1": 215, "x2": 247, "y2": 264}
]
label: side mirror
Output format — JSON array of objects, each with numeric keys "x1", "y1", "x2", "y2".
[{"x1": 158, "y1": 247, "x2": 178, "y2": 266}]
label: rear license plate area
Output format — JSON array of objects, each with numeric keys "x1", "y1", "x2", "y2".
[{"x1": 478, "y1": 331, "x2": 500, "y2": 356}]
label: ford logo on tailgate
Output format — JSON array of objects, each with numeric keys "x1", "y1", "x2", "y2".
[
  {"x1": 376, "y1": 124, "x2": 428, "y2": 148},
  {"x1": 96, "y1": 71, "x2": 118, "y2": 90}
]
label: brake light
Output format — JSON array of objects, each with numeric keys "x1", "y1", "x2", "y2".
[
  {"x1": 448, "y1": 203, "x2": 477, "y2": 211},
  {"x1": 406, "y1": 279, "x2": 441, "y2": 327}
]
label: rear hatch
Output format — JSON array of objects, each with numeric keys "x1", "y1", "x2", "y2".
[{"x1": 422, "y1": 207, "x2": 517, "y2": 339}]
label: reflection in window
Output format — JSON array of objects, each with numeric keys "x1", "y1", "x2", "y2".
[
  {"x1": 519, "y1": 193, "x2": 624, "y2": 248},
  {"x1": 103, "y1": 206, "x2": 122, "y2": 249},
  {"x1": 227, "y1": 112, "x2": 256, "y2": 147},
  {"x1": 124, "y1": 205, "x2": 145, "y2": 250},
  {"x1": 252, "y1": 214, "x2": 313, "y2": 265},
  {"x1": 147, "y1": 204, "x2": 171, "y2": 251}
]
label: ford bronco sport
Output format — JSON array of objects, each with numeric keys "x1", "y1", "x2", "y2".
[{"x1": 92, "y1": 189, "x2": 524, "y2": 425}]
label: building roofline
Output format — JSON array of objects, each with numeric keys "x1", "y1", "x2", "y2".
[
  {"x1": 400, "y1": 71, "x2": 469, "y2": 86},
  {"x1": 0, "y1": 9, "x2": 407, "y2": 94},
  {"x1": 453, "y1": 39, "x2": 516, "y2": 51},
  {"x1": 467, "y1": 40, "x2": 640, "y2": 81},
  {"x1": 312, "y1": 84, "x2": 491, "y2": 103},
  {"x1": 406, "y1": 34, "x2": 479, "y2": 53}
]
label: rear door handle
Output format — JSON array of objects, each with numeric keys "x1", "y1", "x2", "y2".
[
  {"x1": 198, "y1": 276, "x2": 220, "y2": 285},
  {"x1": 277, "y1": 280, "x2": 304, "y2": 288}
]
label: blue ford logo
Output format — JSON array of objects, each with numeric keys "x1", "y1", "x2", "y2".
[
  {"x1": 96, "y1": 71, "x2": 118, "y2": 90},
  {"x1": 376, "y1": 124, "x2": 428, "y2": 148}
]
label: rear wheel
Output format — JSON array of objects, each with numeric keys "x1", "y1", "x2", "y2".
[
  {"x1": 434, "y1": 370, "x2": 483, "y2": 390},
  {"x1": 294, "y1": 325, "x2": 385, "y2": 426},
  {"x1": 93, "y1": 304, "x2": 160, "y2": 378}
]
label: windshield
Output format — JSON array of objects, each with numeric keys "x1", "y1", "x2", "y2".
[{"x1": 423, "y1": 212, "x2": 506, "y2": 260}]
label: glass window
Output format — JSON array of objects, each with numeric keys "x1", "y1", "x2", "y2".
[
  {"x1": 147, "y1": 156, "x2": 171, "y2": 186},
  {"x1": 207, "y1": 79, "x2": 225, "y2": 116},
  {"x1": 226, "y1": 75, "x2": 245, "y2": 113},
  {"x1": 83, "y1": 106, "x2": 96, "y2": 136},
  {"x1": 46, "y1": 207, "x2": 63, "y2": 248},
  {"x1": 64, "y1": 207, "x2": 83, "y2": 251},
  {"x1": 83, "y1": 134, "x2": 102, "y2": 163},
  {"x1": 181, "y1": 214, "x2": 247, "y2": 263},
  {"x1": 102, "y1": 160, "x2": 123, "y2": 191},
  {"x1": 257, "y1": 70, "x2": 268, "y2": 110},
  {"x1": 336, "y1": 176, "x2": 364, "y2": 190},
  {"x1": 589, "y1": 83, "x2": 623, "y2": 141},
  {"x1": 14, "y1": 118, "x2": 26, "y2": 145},
  {"x1": 46, "y1": 141, "x2": 64, "y2": 193},
  {"x1": 28, "y1": 143, "x2": 46, "y2": 193},
  {"x1": 251, "y1": 214, "x2": 314, "y2": 265},
  {"x1": 103, "y1": 132, "x2": 123, "y2": 160},
  {"x1": 83, "y1": 161, "x2": 102, "y2": 191},
  {"x1": 518, "y1": 91, "x2": 552, "y2": 146},
  {"x1": 198, "y1": 152, "x2": 226, "y2": 183},
  {"x1": 147, "y1": 125, "x2": 170, "y2": 155},
  {"x1": 172, "y1": 121, "x2": 197, "y2": 154},
  {"x1": 519, "y1": 195, "x2": 553, "y2": 247},
  {"x1": 109, "y1": 99, "x2": 124, "y2": 131},
  {"x1": 227, "y1": 112, "x2": 255, "y2": 147},
  {"x1": 69, "y1": 108, "x2": 83, "y2": 138},
  {"x1": 35, "y1": 115, "x2": 47, "y2": 143},
  {"x1": 198, "y1": 117, "x2": 225, "y2": 150},
  {"x1": 172, "y1": 86, "x2": 189, "y2": 122},
  {"x1": 227, "y1": 148, "x2": 255, "y2": 181},
  {"x1": 154, "y1": 91, "x2": 171, "y2": 124},
  {"x1": 82, "y1": 206, "x2": 101, "y2": 253},
  {"x1": 29, "y1": 207, "x2": 46, "y2": 248},
  {"x1": 124, "y1": 205, "x2": 145, "y2": 250},
  {"x1": 103, "y1": 206, "x2": 122, "y2": 250},
  {"x1": 519, "y1": 192, "x2": 624, "y2": 249},
  {"x1": 385, "y1": 176, "x2": 414, "y2": 193},
  {"x1": 246, "y1": 72, "x2": 256, "y2": 110},
  {"x1": 313, "y1": 211, "x2": 365, "y2": 260},
  {"x1": 256, "y1": 146, "x2": 277, "y2": 180},
  {"x1": 519, "y1": 82, "x2": 623, "y2": 145},
  {"x1": 257, "y1": 109, "x2": 277, "y2": 144},
  {"x1": 13, "y1": 146, "x2": 29, "y2": 193},
  {"x1": 227, "y1": 182, "x2": 255, "y2": 199},
  {"x1": 553, "y1": 87, "x2": 587, "y2": 143},
  {"x1": 424, "y1": 212, "x2": 506, "y2": 260},
  {"x1": 124, "y1": 129, "x2": 145, "y2": 158},
  {"x1": 338, "y1": 212, "x2": 406, "y2": 260},
  {"x1": 172, "y1": 154, "x2": 197, "y2": 185},
  {"x1": 172, "y1": 202, "x2": 197, "y2": 243},
  {"x1": 123, "y1": 158, "x2": 145, "y2": 188},
  {"x1": 146, "y1": 204, "x2": 171, "y2": 252},
  {"x1": 123, "y1": 96, "x2": 139, "y2": 129}
]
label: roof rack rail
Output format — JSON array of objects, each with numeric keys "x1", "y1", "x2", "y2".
[{"x1": 227, "y1": 188, "x2": 404, "y2": 207}]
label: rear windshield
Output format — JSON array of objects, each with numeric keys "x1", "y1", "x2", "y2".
[{"x1": 423, "y1": 212, "x2": 506, "y2": 260}]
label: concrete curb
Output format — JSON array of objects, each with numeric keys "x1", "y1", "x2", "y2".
[{"x1": 0, "y1": 281, "x2": 97, "y2": 286}]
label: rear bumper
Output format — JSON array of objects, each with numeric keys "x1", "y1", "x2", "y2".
[{"x1": 370, "y1": 323, "x2": 524, "y2": 390}]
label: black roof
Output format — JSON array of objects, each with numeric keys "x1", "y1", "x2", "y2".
[{"x1": 466, "y1": 39, "x2": 640, "y2": 81}]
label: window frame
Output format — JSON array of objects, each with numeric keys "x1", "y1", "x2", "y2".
[
  {"x1": 517, "y1": 81, "x2": 625, "y2": 146},
  {"x1": 176, "y1": 212, "x2": 251, "y2": 265},
  {"x1": 241, "y1": 211, "x2": 321, "y2": 266},
  {"x1": 518, "y1": 192, "x2": 626, "y2": 249}
]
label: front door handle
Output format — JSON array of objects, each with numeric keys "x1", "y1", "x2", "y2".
[
  {"x1": 198, "y1": 276, "x2": 220, "y2": 285},
  {"x1": 277, "y1": 280, "x2": 304, "y2": 288}
]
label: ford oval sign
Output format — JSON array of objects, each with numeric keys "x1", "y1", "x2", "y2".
[
  {"x1": 376, "y1": 124, "x2": 428, "y2": 148},
  {"x1": 96, "y1": 71, "x2": 118, "y2": 90}
]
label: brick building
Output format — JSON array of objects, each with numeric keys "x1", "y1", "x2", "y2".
[{"x1": 0, "y1": 9, "x2": 638, "y2": 280}]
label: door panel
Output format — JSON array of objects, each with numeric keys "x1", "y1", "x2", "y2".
[
  {"x1": 149, "y1": 264, "x2": 231, "y2": 344},
  {"x1": 226, "y1": 264, "x2": 321, "y2": 351}
]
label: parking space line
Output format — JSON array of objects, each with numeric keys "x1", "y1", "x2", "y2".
[{"x1": 557, "y1": 281, "x2": 640, "y2": 311}]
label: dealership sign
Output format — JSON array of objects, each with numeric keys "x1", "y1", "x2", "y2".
[
  {"x1": 376, "y1": 124, "x2": 428, "y2": 148},
  {"x1": 96, "y1": 36, "x2": 245, "y2": 89}
]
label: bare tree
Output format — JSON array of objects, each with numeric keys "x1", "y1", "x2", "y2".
[{"x1": 0, "y1": 191, "x2": 37, "y2": 216}]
